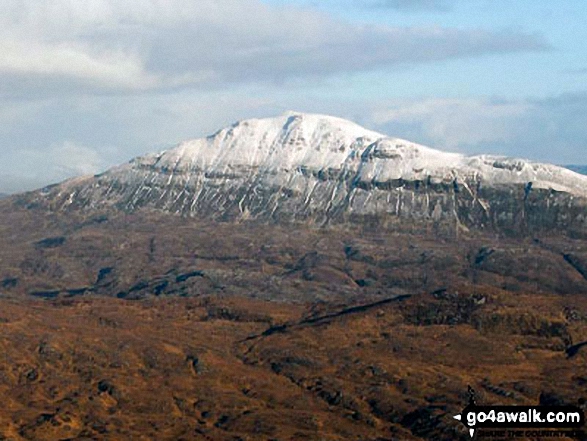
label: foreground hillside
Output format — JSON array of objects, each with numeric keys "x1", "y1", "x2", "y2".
[
  {"x1": 1, "y1": 200, "x2": 587, "y2": 302},
  {"x1": 1, "y1": 199, "x2": 587, "y2": 439},
  {"x1": 1, "y1": 289, "x2": 587, "y2": 440}
]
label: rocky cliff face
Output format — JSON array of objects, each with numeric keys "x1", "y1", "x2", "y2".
[{"x1": 20, "y1": 112, "x2": 587, "y2": 234}]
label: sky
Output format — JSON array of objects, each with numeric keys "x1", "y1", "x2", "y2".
[{"x1": 1, "y1": 0, "x2": 586, "y2": 193}]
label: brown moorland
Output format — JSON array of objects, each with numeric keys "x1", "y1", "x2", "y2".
[{"x1": 1, "y1": 199, "x2": 587, "y2": 440}]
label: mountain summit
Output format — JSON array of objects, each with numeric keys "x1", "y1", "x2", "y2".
[{"x1": 24, "y1": 112, "x2": 587, "y2": 233}]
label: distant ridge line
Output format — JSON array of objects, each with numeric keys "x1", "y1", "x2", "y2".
[{"x1": 566, "y1": 165, "x2": 587, "y2": 175}]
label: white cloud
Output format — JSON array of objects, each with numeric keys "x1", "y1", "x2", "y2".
[
  {"x1": 0, "y1": 39, "x2": 157, "y2": 91},
  {"x1": 371, "y1": 98, "x2": 532, "y2": 150},
  {"x1": 367, "y1": 94, "x2": 587, "y2": 164},
  {"x1": 2, "y1": 142, "x2": 108, "y2": 192},
  {"x1": 48, "y1": 141, "x2": 107, "y2": 176},
  {"x1": 0, "y1": 0, "x2": 548, "y2": 97},
  {"x1": 0, "y1": 0, "x2": 576, "y2": 194}
]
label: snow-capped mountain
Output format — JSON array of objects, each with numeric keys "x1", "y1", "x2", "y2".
[{"x1": 24, "y1": 112, "x2": 587, "y2": 233}]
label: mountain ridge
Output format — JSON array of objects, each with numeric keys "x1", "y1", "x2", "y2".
[
  {"x1": 17, "y1": 112, "x2": 587, "y2": 234},
  {"x1": 99, "y1": 112, "x2": 587, "y2": 195},
  {"x1": 567, "y1": 164, "x2": 587, "y2": 176}
]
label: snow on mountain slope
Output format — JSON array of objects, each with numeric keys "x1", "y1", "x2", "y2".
[
  {"x1": 117, "y1": 111, "x2": 587, "y2": 196},
  {"x1": 26, "y1": 112, "x2": 587, "y2": 233}
]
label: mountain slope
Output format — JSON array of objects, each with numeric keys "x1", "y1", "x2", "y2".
[{"x1": 20, "y1": 112, "x2": 587, "y2": 234}]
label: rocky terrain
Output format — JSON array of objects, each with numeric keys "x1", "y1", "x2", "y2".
[
  {"x1": 1, "y1": 114, "x2": 587, "y2": 440},
  {"x1": 1, "y1": 204, "x2": 587, "y2": 303},
  {"x1": 1, "y1": 287, "x2": 587, "y2": 441},
  {"x1": 18, "y1": 113, "x2": 587, "y2": 236},
  {"x1": 0, "y1": 199, "x2": 587, "y2": 439}
]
